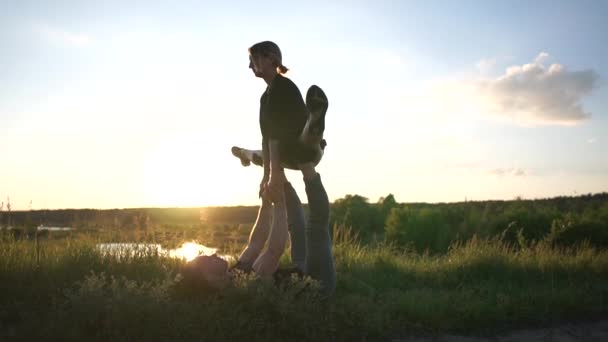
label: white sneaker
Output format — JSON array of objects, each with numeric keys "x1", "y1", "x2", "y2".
[{"x1": 231, "y1": 146, "x2": 263, "y2": 167}]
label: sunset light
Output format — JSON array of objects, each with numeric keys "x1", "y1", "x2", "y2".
[
  {"x1": 168, "y1": 242, "x2": 217, "y2": 262},
  {"x1": 2, "y1": 2, "x2": 608, "y2": 340},
  {"x1": 0, "y1": 1, "x2": 606, "y2": 210}
]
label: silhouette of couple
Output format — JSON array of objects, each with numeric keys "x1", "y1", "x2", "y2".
[{"x1": 189, "y1": 41, "x2": 336, "y2": 297}]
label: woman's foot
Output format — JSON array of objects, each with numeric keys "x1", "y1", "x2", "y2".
[
  {"x1": 300, "y1": 85, "x2": 328, "y2": 146},
  {"x1": 231, "y1": 146, "x2": 263, "y2": 167},
  {"x1": 306, "y1": 85, "x2": 328, "y2": 135}
]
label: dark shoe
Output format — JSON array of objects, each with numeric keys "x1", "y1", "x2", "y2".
[
  {"x1": 273, "y1": 266, "x2": 304, "y2": 285},
  {"x1": 305, "y1": 85, "x2": 328, "y2": 136}
]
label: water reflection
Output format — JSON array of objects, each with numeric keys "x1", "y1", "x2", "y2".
[
  {"x1": 96, "y1": 241, "x2": 233, "y2": 262},
  {"x1": 1, "y1": 226, "x2": 74, "y2": 231},
  {"x1": 37, "y1": 225, "x2": 73, "y2": 231}
]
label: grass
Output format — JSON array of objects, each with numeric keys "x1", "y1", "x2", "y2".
[{"x1": 1, "y1": 228, "x2": 607, "y2": 341}]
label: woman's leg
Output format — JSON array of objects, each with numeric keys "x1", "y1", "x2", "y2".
[
  {"x1": 300, "y1": 85, "x2": 328, "y2": 147},
  {"x1": 284, "y1": 182, "x2": 306, "y2": 271},
  {"x1": 252, "y1": 172, "x2": 290, "y2": 276},
  {"x1": 236, "y1": 181, "x2": 306, "y2": 274},
  {"x1": 231, "y1": 145, "x2": 325, "y2": 170},
  {"x1": 231, "y1": 147, "x2": 263, "y2": 167},
  {"x1": 236, "y1": 199, "x2": 272, "y2": 269},
  {"x1": 300, "y1": 163, "x2": 336, "y2": 297}
]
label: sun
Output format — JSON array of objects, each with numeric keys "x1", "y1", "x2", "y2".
[
  {"x1": 141, "y1": 135, "x2": 224, "y2": 207},
  {"x1": 139, "y1": 131, "x2": 262, "y2": 209}
]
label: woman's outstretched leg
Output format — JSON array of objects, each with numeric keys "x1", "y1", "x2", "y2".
[
  {"x1": 301, "y1": 164, "x2": 336, "y2": 297},
  {"x1": 235, "y1": 183, "x2": 305, "y2": 275},
  {"x1": 231, "y1": 144, "x2": 325, "y2": 170},
  {"x1": 231, "y1": 147, "x2": 263, "y2": 167},
  {"x1": 235, "y1": 199, "x2": 272, "y2": 270},
  {"x1": 252, "y1": 189, "x2": 289, "y2": 276}
]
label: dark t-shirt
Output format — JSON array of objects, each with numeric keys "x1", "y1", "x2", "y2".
[{"x1": 259, "y1": 74, "x2": 316, "y2": 166}]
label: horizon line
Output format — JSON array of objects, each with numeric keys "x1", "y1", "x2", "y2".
[{"x1": 4, "y1": 191, "x2": 607, "y2": 212}]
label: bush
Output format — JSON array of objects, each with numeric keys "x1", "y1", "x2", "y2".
[{"x1": 385, "y1": 207, "x2": 453, "y2": 252}]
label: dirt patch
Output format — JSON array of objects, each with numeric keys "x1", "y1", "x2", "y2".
[{"x1": 394, "y1": 320, "x2": 608, "y2": 341}]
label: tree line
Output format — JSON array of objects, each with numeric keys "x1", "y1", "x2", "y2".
[
  {"x1": 331, "y1": 193, "x2": 608, "y2": 252},
  {"x1": 2, "y1": 193, "x2": 607, "y2": 251}
]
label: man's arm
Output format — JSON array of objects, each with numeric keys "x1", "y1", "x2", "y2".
[
  {"x1": 268, "y1": 139, "x2": 282, "y2": 178},
  {"x1": 267, "y1": 139, "x2": 286, "y2": 200},
  {"x1": 262, "y1": 138, "x2": 270, "y2": 179},
  {"x1": 259, "y1": 138, "x2": 271, "y2": 199}
]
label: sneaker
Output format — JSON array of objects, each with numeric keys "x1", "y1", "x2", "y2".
[
  {"x1": 305, "y1": 85, "x2": 328, "y2": 136},
  {"x1": 273, "y1": 265, "x2": 304, "y2": 285},
  {"x1": 320, "y1": 139, "x2": 327, "y2": 150},
  {"x1": 231, "y1": 146, "x2": 263, "y2": 167}
]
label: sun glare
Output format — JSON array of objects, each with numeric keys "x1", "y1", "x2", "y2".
[
  {"x1": 141, "y1": 135, "x2": 227, "y2": 207},
  {"x1": 169, "y1": 242, "x2": 218, "y2": 261}
]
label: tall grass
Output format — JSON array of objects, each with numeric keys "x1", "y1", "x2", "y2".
[{"x1": 1, "y1": 227, "x2": 607, "y2": 341}]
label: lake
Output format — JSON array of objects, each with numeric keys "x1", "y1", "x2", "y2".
[{"x1": 96, "y1": 241, "x2": 233, "y2": 262}]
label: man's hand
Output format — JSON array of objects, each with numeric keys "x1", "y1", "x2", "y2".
[
  {"x1": 259, "y1": 176, "x2": 269, "y2": 199},
  {"x1": 264, "y1": 174, "x2": 284, "y2": 203}
]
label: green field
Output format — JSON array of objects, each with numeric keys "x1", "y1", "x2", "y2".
[{"x1": 1, "y1": 194, "x2": 608, "y2": 341}]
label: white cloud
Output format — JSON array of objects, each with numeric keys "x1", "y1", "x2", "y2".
[
  {"x1": 443, "y1": 162, "x2": 528, "y2": 178},
  {"x1": 476, "y1": 58, "x2": 496, "y2": 74},
  {"x1": 401, "y1": 52, "x2": 599, "y2": 126},
  {"x1": 478, "y1": 52, "x2": 598, "y2": 125},
  {"x1": 36, "y1": 24, "x2": 91, "y2": 46},
  {"x1": 490, "y1": 168, "x2": 527, "y2": 177},
  {"x1": 534, "y1": 51, "x2": 550, "y2": 64}
]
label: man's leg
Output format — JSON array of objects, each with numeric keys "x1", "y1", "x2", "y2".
[
  {"x1": 284, "y1": 182, "x2": 306, "y2": 271},
  {"x1": 300, "y1": 163, "x2": 336, "y2": 297},
  {"x1": 235, "y1": 199, "x2": 272, "y2": 270}
]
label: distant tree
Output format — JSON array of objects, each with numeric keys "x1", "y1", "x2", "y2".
[
  {"x1": 385, "y1": 207, "x2": 409, "y2": 245},
  {"x1": 377, "y1": 194, "x2": 398, "y2": 225},
  {"x1": 598, "y1": 202, "x2": 608, "y2": 223},
  {"x1": 6, "y1": 197, "x2": 11, "y2": 228},
  {"x1": 331, "y1": 195, "x2": 380, "y2": 240}
]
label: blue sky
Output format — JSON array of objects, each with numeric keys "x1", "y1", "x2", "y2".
[{"x1": 1, "y1": 0, "x2": 607, "y2": 209}]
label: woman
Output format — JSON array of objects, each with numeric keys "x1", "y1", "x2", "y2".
[{"x1": 191, "y1": 41, "x2": 336, "y2": 297}]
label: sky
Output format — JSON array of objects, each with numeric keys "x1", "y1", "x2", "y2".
[{"x1": 1, "y1": 0, "x2": 607, "y2": 210}]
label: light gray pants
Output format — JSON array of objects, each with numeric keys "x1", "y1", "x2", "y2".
[
  {"x1": 284, "y1": 173, "x2": 336, "y2": 297},
  {"x1": 238, "y1": 173, "x2": 336, "y2": 297}
]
